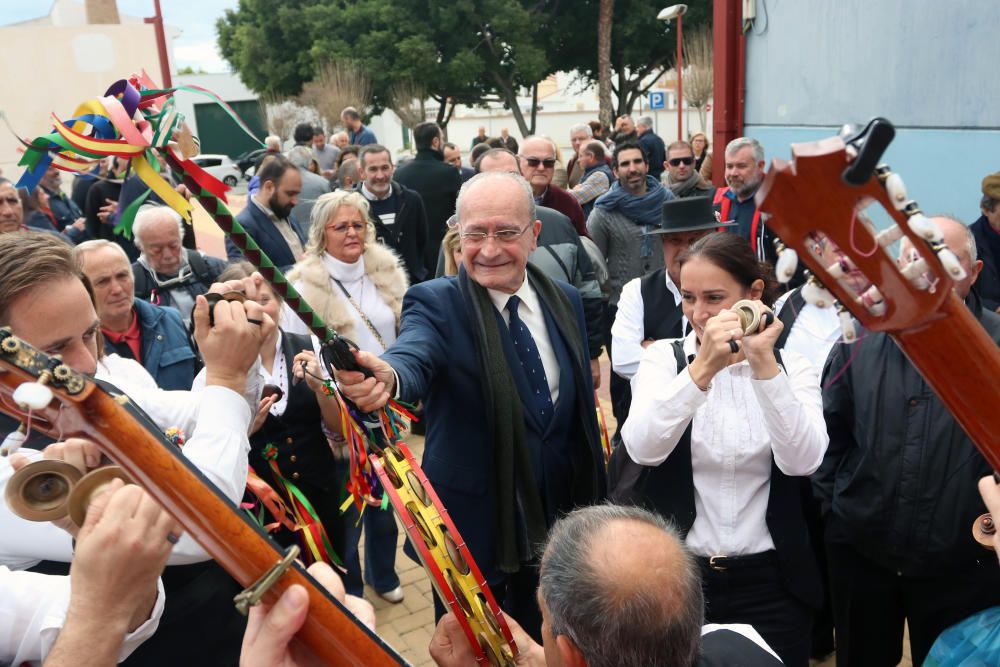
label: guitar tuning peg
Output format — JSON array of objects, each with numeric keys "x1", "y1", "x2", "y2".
[
  {"x1": 901, "y1": 257, "x2": 931, "y2": 290},
  {"x1": 875, "y1": 224, "x2": 904, "y2": 247},
  {"x1": 884, "y1": 172, "x2": 908, "y2": 209},
  {"x1": 0, "y1": 424, "x2": 26, "y2": 457},
  {"x1": 902, "y1": 201, "x2": 922, "y2": 217},
  {"x1": 935, "y1": 246, "x2": 967, "y2": 281},
  {"x1": 773, "y1": 239, "x2": 798, "y2": 284},
  {"x1": 802, "y1": 277, "x2": 835, "y2": 308},
  {"x1": 835, "y1": 303, "x2": 858, "y2": 342},
  {"x1": 859, "y1": 285, "x2": 887, "y2": 316},
  {"x1": 13, "y1": 381, "x2": 53, "y2": 411},
  {"x1": 908, "y1": 213, "x2": 944, "y2": 243},
  {"x1": 874, "y1": 164, "x2": 892, "y2": 180}
]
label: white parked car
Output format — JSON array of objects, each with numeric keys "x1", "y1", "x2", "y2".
[{"x1": 191, "y1": 154, "x2": 243, "y2": 187}]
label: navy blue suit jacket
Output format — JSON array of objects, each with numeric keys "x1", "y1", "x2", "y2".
[
  {"x1": 227, "y1": 201, "x2": 306, "y2": 272},
  {"x1": 383, "y1": 273, "x2": 606, "y2": 582}
]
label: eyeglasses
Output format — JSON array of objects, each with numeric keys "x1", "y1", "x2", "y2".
[
  {"x1": 460, "y1": 224, "x2": 532, "y2": 246},
  {"x1": 522, "y1": 157, "x2": 556, "y2": 169},
  {"x1": 668, "y1": 157, "x2": 694, "y2": 167},
  {"x1": 326, "y1": 222, "x2": 366, "y2": 236}
]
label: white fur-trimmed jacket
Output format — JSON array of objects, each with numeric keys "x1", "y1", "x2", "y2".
[{"x1": 286, "y1": 243, "x2": 409, "y2": 341}]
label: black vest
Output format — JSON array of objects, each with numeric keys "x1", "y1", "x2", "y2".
[
  {"x1": 609, "y1": 342, "x2": 823, "y2": 610},
  {"x1": 639, "y1": 268, "x2": 686, "y2": 340},
  {"x1": 249, "y1": 332, "x2": 339, "y2": 493}
]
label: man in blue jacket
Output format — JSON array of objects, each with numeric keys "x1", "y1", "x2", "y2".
[
  {"x1": 336, "y1": 171, "x2": 606, "y2": 641},
  {"x1": 75, "y1": 239, "x2": 197, "y2": 390}
]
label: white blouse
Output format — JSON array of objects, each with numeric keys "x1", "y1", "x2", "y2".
[{"x1": 622, "y1": 332, "x2": 828, "y2": 557}]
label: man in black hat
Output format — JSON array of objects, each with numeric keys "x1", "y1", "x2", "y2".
[{"x1": 611, "y1": 196, "x2": 733, "y2": 385}]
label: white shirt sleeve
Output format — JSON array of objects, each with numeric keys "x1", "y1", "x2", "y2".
[
  {"x1": 621, "y1": 338, "x2": 706, "y2": 466},
  {"x1": 610, "y1": 278, "x2": 647, "y2": 380},
  {"x1": 0, "y1": 567, "x2": 165, "y2": 666},
  {"x1": 750, "y1": 350, "x2": 829, "y2": 476}
]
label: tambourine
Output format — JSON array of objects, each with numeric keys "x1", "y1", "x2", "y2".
[{"x1": 371, "y1": 444, "x2": 518, "y2": 666}]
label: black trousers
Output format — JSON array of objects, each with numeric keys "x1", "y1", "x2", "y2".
[
  {"x1": 826, "y1": 541, "x2": 1000, "y2": 667},
  {"x1": 698, "y1": 553, "x2": 813, "y2": 667},
  {"x1": 603, "y1": 303, "x2": 632, "y2": 438}
]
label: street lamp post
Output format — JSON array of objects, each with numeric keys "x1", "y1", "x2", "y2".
[{"x1": 658, "y1": 4, "x2": 688, "y2": 141}]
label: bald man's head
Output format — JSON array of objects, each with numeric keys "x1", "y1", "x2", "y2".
[
  {"x1": 538, "y1": 504, "x2": 703, "y2": 667},
  {"x1": 900, "y1": 216, "x2": 982, "y2": 299}
]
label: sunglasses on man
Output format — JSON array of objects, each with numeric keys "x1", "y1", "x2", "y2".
[
  {"x1": 523, "y1": 157, "x2": 557, "y2": 169},
  {"x1": 668, "y1": 156, "x2": 695, "y2": 167}
]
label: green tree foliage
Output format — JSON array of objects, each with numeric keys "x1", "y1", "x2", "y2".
[
  {"x1": 550, "y1": 0, "x2": 712, "y2": 117},
  {"x1": 217, "y1": 0, "x2": 560, "y2": 135}
]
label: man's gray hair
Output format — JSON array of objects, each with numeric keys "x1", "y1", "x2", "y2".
[
  {"x1": 264, "y1": 135, "x2": 282, "y2": 151},
  {"x1": 132, "y1": 205, "x2": 184, "y2": 251},
  {"x1": 636, "y1": 116, "x2": 654, "y2": 129},
  {"x1": 340, "y1": 106, "x2": 362, "y2": 121},
  {"x1": 74, "y1": 239, "x2": 130, "y2": 268},
  {"x1": 305, "y1": 190, "x2": 374, "y2": 257},
  {"x1": 725, "y1": 136, "x2": 765, "y2": 164},
  {"x1": 456, "y1": 171, "x2": 535, "y2": 225},
  {"x1": 569, "y1": 123, "x2": 593, "y2": 137},
  {"x1": 539, "y1": 504, "x2": 704, "y2": 667},
  {"x1": 359, "y1": 144, "x2": 392, "y2": 168},
  {"x1": 286, "y1": 145, "x2": 314, "y2": 170}
]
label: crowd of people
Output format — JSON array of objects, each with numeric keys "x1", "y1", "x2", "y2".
[{"x1": 1, "y1": 106, "x2": 1000, "y2": 667}]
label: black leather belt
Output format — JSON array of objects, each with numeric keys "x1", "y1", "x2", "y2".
[{"x1": 697, "y1": 550, "x2": 778, "y2": 572}]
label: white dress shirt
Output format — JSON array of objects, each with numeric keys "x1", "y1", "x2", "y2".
[
  {"x1": 773, "y1": 290, "x2": 842, "y2": 373},
  {"x1": 488, "y1": 276, "x2": 561, "y2": 405},
  {"x1": 258, "y1": 332, "x2": 326, "y2": 418},
  {"x1": 622, "y1": 332, "x2": 828, "y2": 556},
  {"x1": 0, "y1": 566, "x2": 164, "y2": 666},
  {"x1": 611, "y1": 271, "x2": 687, "y2": 380},
  {"x1": 0, "y1": 355, "x2": 253, "y2": 569}
]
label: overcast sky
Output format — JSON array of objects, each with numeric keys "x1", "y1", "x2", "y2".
[{"x1": 2, "y1": 0, "x2": 238, "y2": 72}]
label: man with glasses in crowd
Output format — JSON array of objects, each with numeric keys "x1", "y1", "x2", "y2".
[
  {"x1": 334, "y1": 171, "x2": 606, "y2": 642},
  {"x1": 663, "y1": 140, "x2": 716, "y2": 199},
  {"x1": 519, "y1": 136, "x2": 589, "y2": 237}
]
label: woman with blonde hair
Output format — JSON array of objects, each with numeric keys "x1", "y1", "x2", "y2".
[
  {"x1": 285, "y1": 189, "x2": 410, "y2": 603},
  {"x1": 441, "y1": 225, "x2": 462, "y2": 276}
]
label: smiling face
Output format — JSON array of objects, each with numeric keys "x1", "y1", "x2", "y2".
[
  {"x1": 680, "y1": 255, "x2": 760, "y2": 341},
  {"x1": 323, "y1": 204, "x2": 368, "y2": 264},
  {"x1": 80, "y1": 245, "x2": 135, "y2": 330},
  {"x1": 613, "y1": 147, "x2": 649, "y2": 196},
  {"x1": 362, "y1": 149, "x2": 394, "y2": 197},
  {"x1": 459, "y1": 178, "x2": 540, "y2": 294},
  {"x1": 0, "y1": 182, "x2": 23, "y2": 233}
]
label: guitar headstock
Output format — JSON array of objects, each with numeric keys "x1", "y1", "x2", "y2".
[
  {"x1": 0, "y1": 328, "x2": 94, "y2": 444},
  {"x1": 757, "y1": 118, "x2": 967, "y2": 334}
]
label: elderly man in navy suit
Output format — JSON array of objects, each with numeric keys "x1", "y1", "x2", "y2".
[
  {"x1": 226, "y1": 155, "x2": 305, "y2": 271},
  {"x1": 337, "y1": 171, "x2": 606, "y2": 640}
]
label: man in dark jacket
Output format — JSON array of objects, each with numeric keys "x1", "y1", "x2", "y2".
[
  {"x1": 131, "y1": 205, "x2": 227, "y2": 327},
  {"x1": 519, "y1": 136, "x2": 589, "y2": 237},
  {"x1": 816, "y1": 217, "x2": 1000, "y2": 667},
  {"x1": 394, "y1": 122, "x2": 462, "y2": 277},
  {"x1": 969, "y1": 170, "x2": 1000, "y2": 312},
  {"x1": 636, "y1": 116, "x2": 666, "y2": 180},
  {"x1": 357, "y1": 144, "x2": 429, "y2": 283},
  {"x1": 226, "y1": 155, "x2": 305, "y2": 272}
]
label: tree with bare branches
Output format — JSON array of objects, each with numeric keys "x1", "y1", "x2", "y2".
[
  {"x1": 683, "y1": 27, "x2": 713, "y2": 135},
  {"x1": 298, "y1": 61, "x2": 372, "y2": 131},
  {"x1": 259, "y1": 95, "x2": 317, "y2": 142},
  {"x1": 389, "y1": 79, "x2": 428, "y2": 129}
]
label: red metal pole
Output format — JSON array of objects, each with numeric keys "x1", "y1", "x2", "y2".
[
  {"x1": 711, "y1": 0, "x2": 742, "y2": 186},
  {"x1": 676, "y1": 14, "x2": 683, "y2": 141},
  {"x1": 144, "y1": 0, "x2": 172, "y2": 88}
]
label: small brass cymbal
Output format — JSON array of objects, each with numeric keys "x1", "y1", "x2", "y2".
[
  {"x1": 68, "y1": 466, "x2": 132, "y2": 527},
  {"x1": 5, "y1": 460, "x2": 83, "y2": 522}
]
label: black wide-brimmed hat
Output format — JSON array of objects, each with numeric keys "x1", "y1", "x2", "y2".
[{"x1": 646, "y1": 196, "x2": 736, "y2": 235}]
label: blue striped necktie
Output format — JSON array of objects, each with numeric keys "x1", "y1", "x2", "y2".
[{"x1": 506, "y1": 295, "x2": 553, "y2": 424}]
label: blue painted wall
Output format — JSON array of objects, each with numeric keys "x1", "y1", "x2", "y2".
[{"x1": 742, "y1": 0, "x2": 1000, "y2": 222}]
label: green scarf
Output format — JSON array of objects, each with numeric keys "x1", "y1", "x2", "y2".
[{"x1": 458, "y1": 263, "x2": 586, "y2": 573}]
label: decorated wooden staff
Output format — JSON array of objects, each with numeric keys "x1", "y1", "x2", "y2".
[{"x1": 12, "y1": 74, "x2": 518, "y2": 665}]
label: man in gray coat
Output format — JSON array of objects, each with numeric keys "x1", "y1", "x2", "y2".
[{"x1": 286, "y1": 145, "x2": 332, "y2": 230}]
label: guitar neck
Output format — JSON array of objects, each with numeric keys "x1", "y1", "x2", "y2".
[
  {"x1": 890, "y1": 294, "x2": 1000, "y2": 469},
  {"x1": 81, "y1": 389, "x2": 407, "y2": 666}
]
